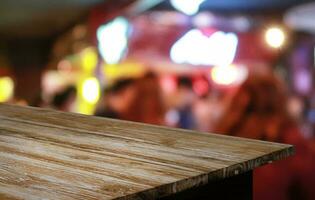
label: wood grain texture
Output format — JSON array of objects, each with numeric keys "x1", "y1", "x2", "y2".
[{"x1": 0, "y1": 104, "x2": 294, "y2": 200}]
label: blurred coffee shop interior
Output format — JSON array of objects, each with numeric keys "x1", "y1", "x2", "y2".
[{"x1": 1, "y1": 0, "x2": 315, "y2": 199}]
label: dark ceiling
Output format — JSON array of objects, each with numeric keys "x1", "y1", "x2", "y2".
[
  {"x1": 0, "y1": 0, "x2": 104, "y2": 38},
  {"x1": 153, "y1": 0, "x2": 315, "y2": 13},
  {"x1": 0, "y1": 0, "x2": 314, "y2": 38},
  {"x1": 201, "y1": 0, "x2": 314, "y2": 11}
]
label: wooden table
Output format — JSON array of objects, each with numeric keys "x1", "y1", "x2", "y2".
[{"x1": 0, "y1": 104, "x2": 294, "y2": 200}]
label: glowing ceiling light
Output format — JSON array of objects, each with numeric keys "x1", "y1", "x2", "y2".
[
  {"x1": 170, "y1": 29, "x2": 238, "y2": 66},
  {"x1": 0, "y1": 77, "x2": 14, "y2": 102},
  {"x1": 211, "y1": 65, "x2": 248, "y2": 86},
  {"x1": 82, "y1": 77, "x2": 100, "y2": 104},
  {"x1": 97, "y1": 17, "x2": 129, "y2": 64},
  {"x1": 170, "y1": 0, "x2": 205, "y2": 15},
  {"x1": 265, "y1": 27, "x2": 286, "y2": 48}
]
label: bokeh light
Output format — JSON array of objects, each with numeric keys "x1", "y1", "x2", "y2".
[
  {"x1": 81, "y1": 48, "x2": 98, "y2": 72},
  {"x1": 170, "y1": 29, "x2": 238, "y2": 66},
  {"x1": 170, "y1": 0, "x2": 205, "y2": 16},
  {"x1": 103, "y1": 62, "x2": 145, "y2": 84},
  {"x1": 211, "y1": 64, "x2": 248, "y2": 85},
  {"x1": 0, "y1": 77, "x2": 14, "y2": 102},
  {"x1": 82, "y1": 77, "x2": 100, "y2": 104},
  {"x1": 265, "y1": 27, "x2": 286, "y2": 48},
  {"x1": 97, "y1": 17, "x2": 129, "y2": 64}
]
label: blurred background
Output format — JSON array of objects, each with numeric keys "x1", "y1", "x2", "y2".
[{"x1": 1, "y1": 0, "x2": 315, "y2": 199}]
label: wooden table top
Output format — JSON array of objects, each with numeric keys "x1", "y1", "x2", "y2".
[{"x1": 0, "y1": 104, "x2": 294, "y2": 200}]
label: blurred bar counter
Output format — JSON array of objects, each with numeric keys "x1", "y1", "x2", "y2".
[{"x1": 0, "y1": 104, "x2": 293, "y2": 200}]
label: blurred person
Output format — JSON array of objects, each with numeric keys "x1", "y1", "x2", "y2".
[
  {"x1": 95, "y1": 78, "x2": 137, "y2": 119},
  {"x1": 210, "y1": 73, "x2": 315, "y2": 200},
  {"x1": 193, "y1": 95, "x2": 212, "y2": 132},
  {"x1": 193, "y1": 93, "x2": 227, "y2": 132},
  {"x1": 192, "y1": 76, "x2": 214, "y2": 131},
  {"x1": 30, "y1": 93, "x2": 47, "y2": 108},
  {"x1": 128, "y1": 72, "x2": 166, "y2": 125},
  {"x1": 174, "y1": 76, "x2": 197, "y2": 129},
  {"x1": 52, "y1": 86, "x2": 76, "y2": 112},
  {"x1": 96, "y1": 72, "x2": 165, "y2": 125}
]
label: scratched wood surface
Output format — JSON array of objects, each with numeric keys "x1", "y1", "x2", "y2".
[{"x1": 0, "y1": 104, "x2": 294, "y2": 200}]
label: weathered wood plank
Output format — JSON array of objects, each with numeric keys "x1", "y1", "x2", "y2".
[{"x1": 0, "y1": 104, "x2": 294, "y2": 200}]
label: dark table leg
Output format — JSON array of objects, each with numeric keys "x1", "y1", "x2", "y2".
[{"x1": 159, "y1": 171, "x2": 253, "y2": 200}]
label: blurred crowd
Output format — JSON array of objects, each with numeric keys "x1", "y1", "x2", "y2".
[{"x1": 4, "y1": 67, "x2": 315, "y2": 200}]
